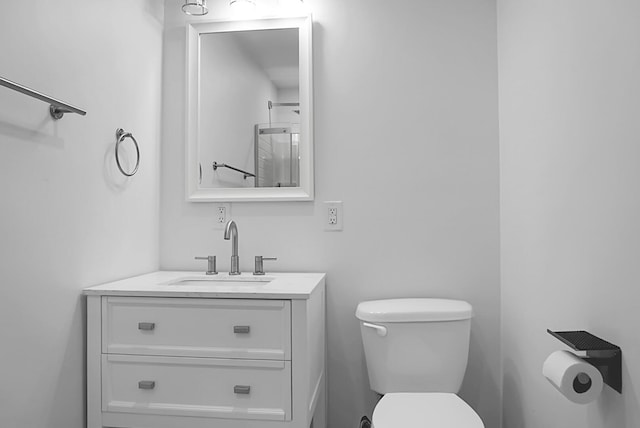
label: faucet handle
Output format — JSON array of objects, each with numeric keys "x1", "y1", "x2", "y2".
[
  {"x1": 195, "y1": 256, "x2": 218, "y2": 275},
  {"x1": 254, "y1": 256, "x2": 277, "y2": 276}
]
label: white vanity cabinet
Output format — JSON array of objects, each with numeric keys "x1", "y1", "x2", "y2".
[{"x1": 84, "y1": 272, "x2": 326, "y2": 428}]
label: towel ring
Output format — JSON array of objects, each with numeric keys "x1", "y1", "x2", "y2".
[{"x1": 115, "y1": 128, "x2": 140, "y2": 177}]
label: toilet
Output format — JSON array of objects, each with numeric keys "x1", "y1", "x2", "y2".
[{"x1": 356, "y1": 298, "x2": 484, "y2": 428}]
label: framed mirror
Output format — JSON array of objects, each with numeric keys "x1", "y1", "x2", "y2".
[{"x1": 186, "y1": 16, "x2": 313, "y2": 202}]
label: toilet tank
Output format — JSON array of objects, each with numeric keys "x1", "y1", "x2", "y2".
[{"x1": 356, "y1": 298, "x2": 473, "y2": 394}]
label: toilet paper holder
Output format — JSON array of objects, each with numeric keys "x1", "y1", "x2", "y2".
[{"x1": 547, "y1": 329, "x2": 622, "y2": 393}]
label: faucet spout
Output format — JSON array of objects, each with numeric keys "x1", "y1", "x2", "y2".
[{"x1": 224, "y1": 220, "x2": 240, "y2": 275}]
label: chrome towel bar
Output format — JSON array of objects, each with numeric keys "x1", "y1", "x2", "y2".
[
  {"x1": 0, "y1": 76, "x2": 87, "y2": 120},
  {"x1": 213, "y1": 161, "x2": 255, "y2": 179}
]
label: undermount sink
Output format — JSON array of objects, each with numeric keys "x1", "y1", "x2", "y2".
[{"x1": 167, "y1": 276, "x2": 274, "y2": 287}]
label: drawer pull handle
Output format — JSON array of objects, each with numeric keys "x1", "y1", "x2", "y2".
[
  {"x1": 138, "y1": 381, "x2": 156, "y2": 390},
  {"x1": 138, "y1": 322, "x2": 156, "y2": 331},
  {"x1": 233, "y1": 325, "x2": 250, "y2": 334},
  {"x1": 234, "y1": 385, "x2": 251, "y2": 394}
]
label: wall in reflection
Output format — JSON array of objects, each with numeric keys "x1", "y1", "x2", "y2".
[{"x1": 199, "y1": 28, "x2": 299, "y2": 189}]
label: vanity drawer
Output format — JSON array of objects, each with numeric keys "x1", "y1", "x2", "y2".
[
  {"x1": 102, "y1": 297, "x2": 291, "y2": 360},
  {"x1": 102, "y1": 354, "x2": 291, "y2": 421}
]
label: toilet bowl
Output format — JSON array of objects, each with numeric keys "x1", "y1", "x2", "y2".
[
  {"x1": 372, "y1": 393, "x2": 483, "y2": 428},
  {"x1": 356, "y1": 298, "x2": 484, "y2": 428}
]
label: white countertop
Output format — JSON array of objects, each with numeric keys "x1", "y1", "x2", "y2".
[{"x1": 83, "y1": 271, "x2": 326, "y2": 300}]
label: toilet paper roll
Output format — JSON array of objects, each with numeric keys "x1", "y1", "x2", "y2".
[{"x1": 542, "y1": 350, "x2": 603, "y2": 404}]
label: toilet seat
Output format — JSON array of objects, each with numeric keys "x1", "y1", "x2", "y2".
[{"x1": 372, "y1": 393, "x2": 484, "y2": 428}]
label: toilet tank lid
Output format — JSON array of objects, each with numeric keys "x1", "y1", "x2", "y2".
[{"x1": 355, "y1": 298, "x2": 473, "y2": 322}]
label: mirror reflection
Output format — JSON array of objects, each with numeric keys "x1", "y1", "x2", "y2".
[{"x1": 199, "y1": 28, "x2": 300, "y2": 189}]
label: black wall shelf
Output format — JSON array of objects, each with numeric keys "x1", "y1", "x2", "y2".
[{"x1": 547, "y1": 329, "x2": 622, "y2": 393}]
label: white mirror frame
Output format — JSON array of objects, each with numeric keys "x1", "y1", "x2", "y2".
[{"x1": 186, "y1": 16, "x2": 313, "y2": 202}]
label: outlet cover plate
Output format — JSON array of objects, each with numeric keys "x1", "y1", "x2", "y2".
[
  {"x1": 213, "y1": 203, "x2": 231, "y2": 229},
  {"x1": 324, "y1": 201, "x2": 343, "y2": 231}
]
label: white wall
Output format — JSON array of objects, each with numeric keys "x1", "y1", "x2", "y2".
[
  {"x1": 0, "y1": 1, "x2": 163, "y2": 427},
  {"x1": 161, "y1": 0, "x2": 501, "y2": 427},
  {"x1": 498, "y1": 1, "x2": 640, "y2": 427}
]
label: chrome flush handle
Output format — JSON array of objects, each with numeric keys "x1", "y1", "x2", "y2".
[{"x1": 362, "y1": 322, "x2": 387, "y2": 337}]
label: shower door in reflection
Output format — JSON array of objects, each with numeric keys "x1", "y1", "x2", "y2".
[{"x1": 254, "y1": 124, "x2": 300, "y2": 188}]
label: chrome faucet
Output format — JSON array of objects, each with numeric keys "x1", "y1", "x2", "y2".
[{"x1": 224, "y1": 220, "x2": 240, "y2": 275}]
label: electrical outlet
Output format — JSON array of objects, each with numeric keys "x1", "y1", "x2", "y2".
[
  {"x1": 328, "y1": 208, "x2": 338, "y2": 224},
  {"x1": 324, "y1": 201, "x2": 343, "y2": 231},
  {"x1": 213, "y1": 203, "x2": 231, "y2": 229}
]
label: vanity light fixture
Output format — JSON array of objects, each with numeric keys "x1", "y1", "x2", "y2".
[{"x1": 182, "y1": 0, "x2": 208, "y2": 16}]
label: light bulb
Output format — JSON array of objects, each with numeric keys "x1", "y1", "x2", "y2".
[{"x1": 182, "y1": 0, "x2": 208, "y2": 16}]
